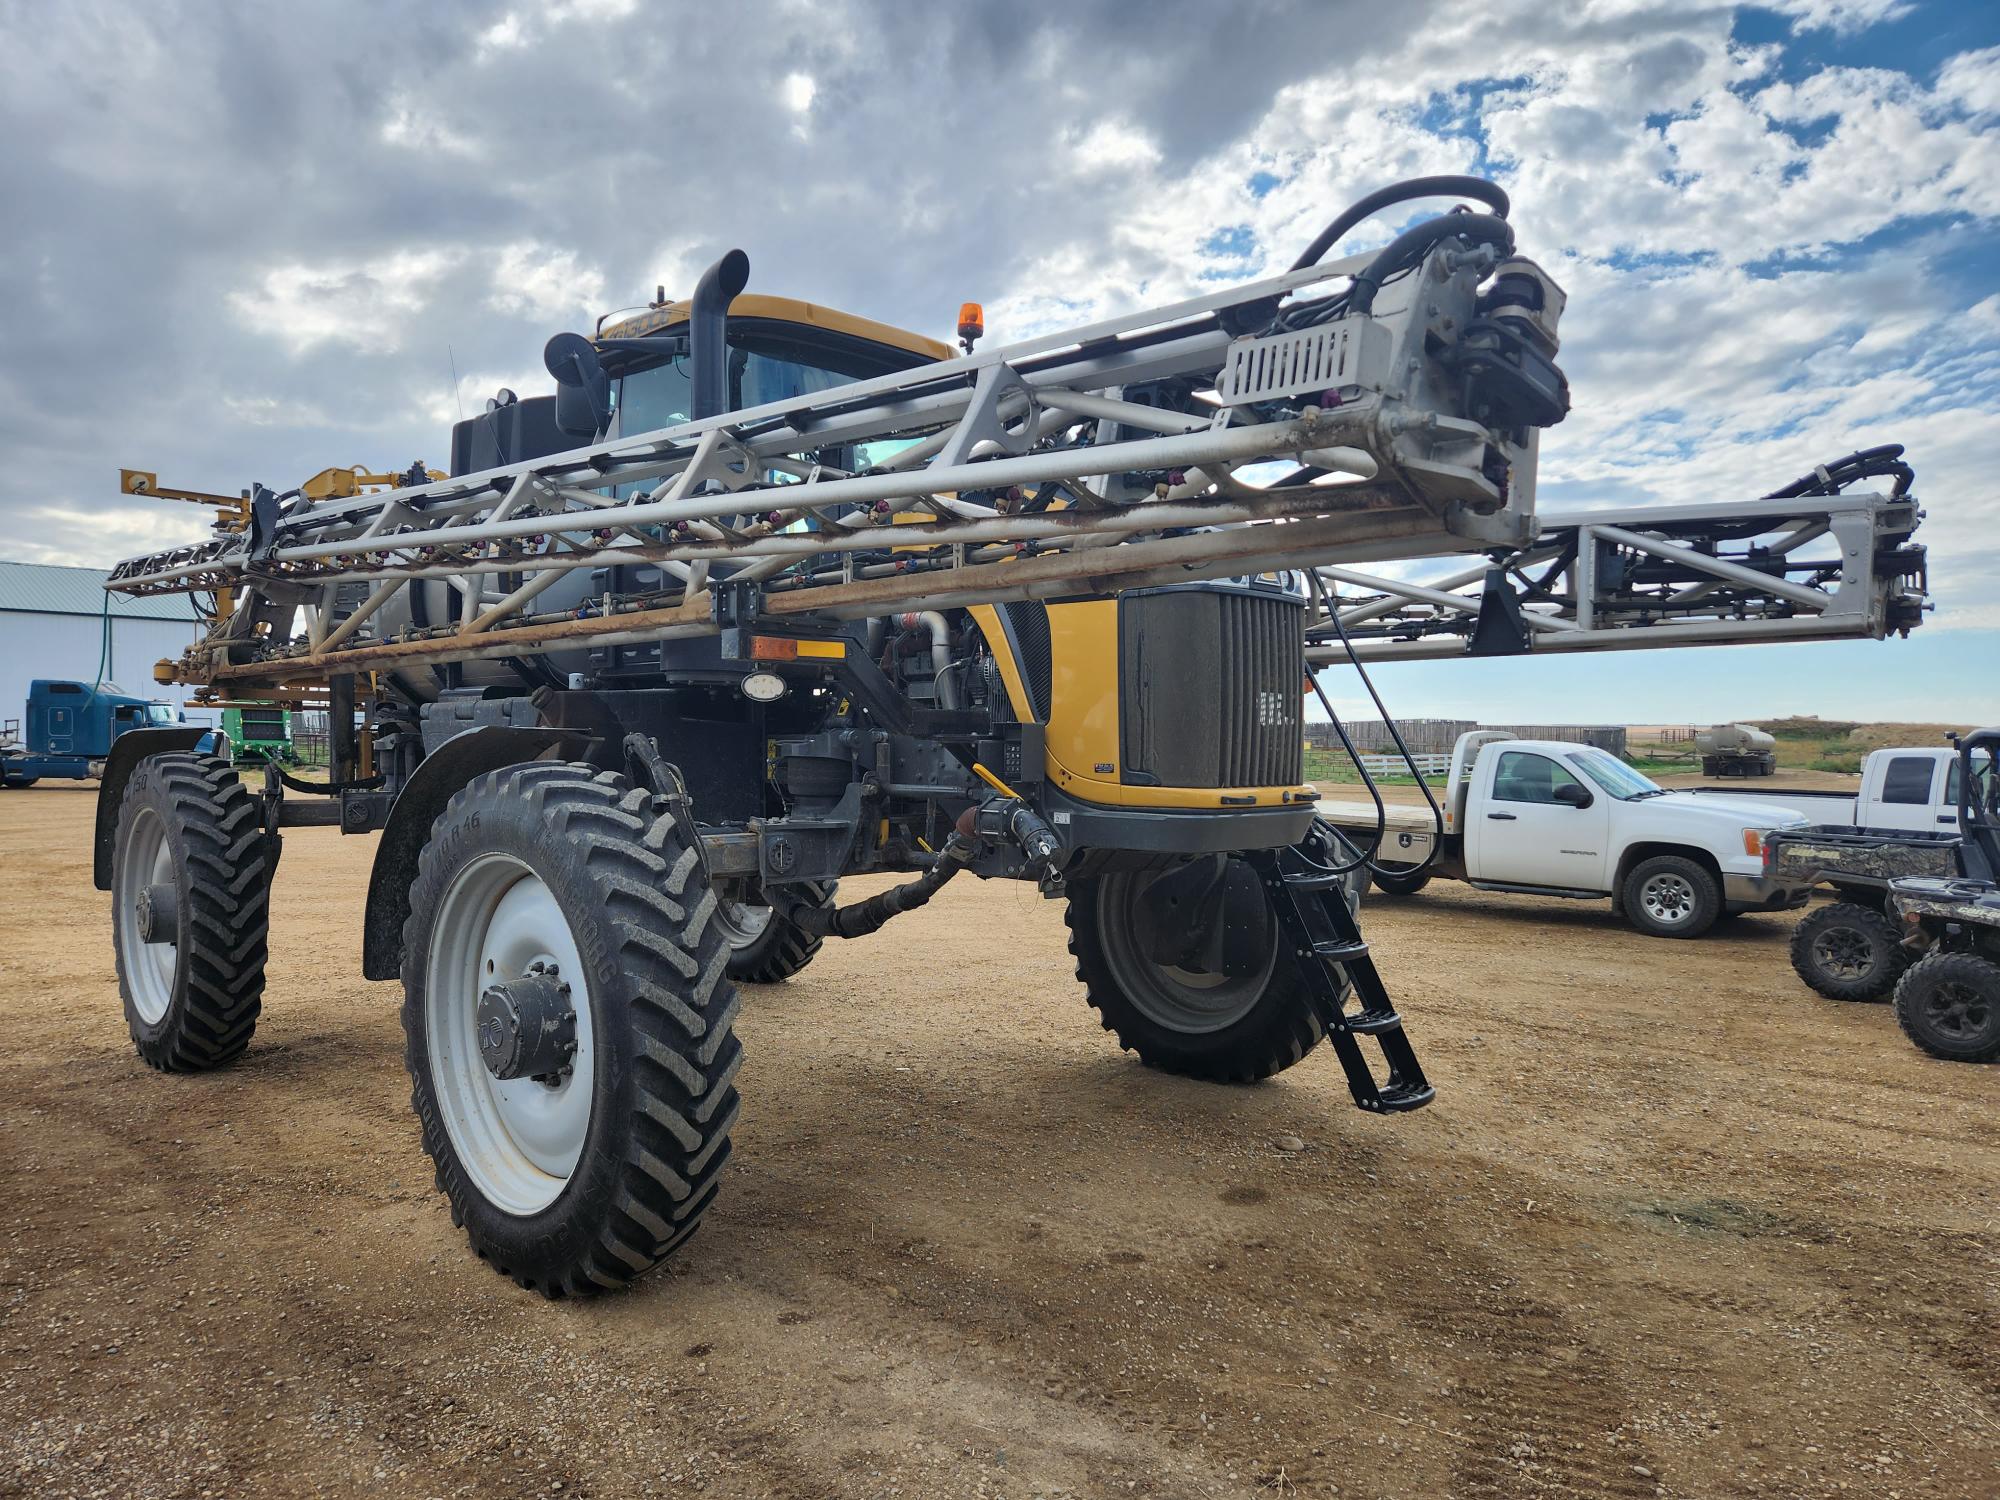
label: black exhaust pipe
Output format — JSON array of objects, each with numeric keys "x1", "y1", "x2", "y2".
[{"x1": 689, "y1": 249, "x2": 749, "y2": 421}]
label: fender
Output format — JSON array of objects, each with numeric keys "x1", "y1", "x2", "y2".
[
  {"x1": 361, "y1": 725, "x2": 586, "y2": 980},
  {"x1": 92, "y1": 727, "x2": 210, "y2": 891}
]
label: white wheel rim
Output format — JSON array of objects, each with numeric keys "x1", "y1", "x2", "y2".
[
  {"x1": 116, "y1": 806, "x2": 178, "y2": 1024},
  {"x1": 1641, "y1": 872, "x2": 1697, "y2": 926},
  {"x1": 714, "y1": 899, "x2": 772, "y2": 950},
  {"x1": 426, "y1": 852, "x2": 596, "y2": 1216}
]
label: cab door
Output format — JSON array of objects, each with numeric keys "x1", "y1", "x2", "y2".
[{"x1": 1466, "y1": 749, "x2": 1611, "y2": 891}]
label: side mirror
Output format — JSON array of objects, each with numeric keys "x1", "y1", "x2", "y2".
[
  {"x1": 544, "y1": 332, "x2": 613, "y2": 438},
  {"x1": 1553, "y1": 783, "x2": 1593, "y2": 809}
]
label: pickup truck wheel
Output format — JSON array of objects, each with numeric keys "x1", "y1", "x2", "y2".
[
  {"x1": 1066, "y1": 862, "x2": 1328, "y2": 1083},
  {"x1": 719, "y1": 882, "x2": 835, "y2": 984},
  {"x1": 1621, "y1": 854, "x2": 1720, "y2": 939},
  {"x1": 1789, "y1": 902, "x2": 1907, "y2": 1002},
  {"x1": 1892, "y1": 953, "x2": 2000, "y2": 1063},
  {"x1": 1369, "y1": 863, "x2": 1432, "y2": 897}
]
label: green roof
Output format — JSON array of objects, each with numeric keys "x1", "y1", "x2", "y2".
[{"x1": 0, "y1": 561, "x2": 199, "y2": 622}]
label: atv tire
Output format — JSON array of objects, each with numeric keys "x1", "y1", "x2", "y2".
[
  {"x1": 1892, "y1": 952, "x2": 2000, "y2": 1063},
  {"x1": 1790, "y1": 901, "x2": 1907, "y2": 1002}
]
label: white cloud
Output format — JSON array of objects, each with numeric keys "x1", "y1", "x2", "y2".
[
  {"x1": 1937, "y1": 46, "x2": 2000, "y2": 121},
  {"x1": 487, "y1": 243, "x2": 607, "y2": 324},
  {"x1": 380, "y1": 97, "x2": 482, "y2": 158},
  {"x1": 228, "y1": 249, "x2": 464, "y2": 354},
  {"x1": 1765, "y1": 0, "x2": 1914, "y2": 35}
]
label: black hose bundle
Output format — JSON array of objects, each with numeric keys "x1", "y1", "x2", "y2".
[
  {"x1": 1764, "y1": 443, "x2": 1913, "y2": 499},
  {"x1": 1256, "y1": 175, "x2": 1516, "y2": 336},
  {"x1": 1289, "y1": 175, "x2": 1512, "y2": 271}
]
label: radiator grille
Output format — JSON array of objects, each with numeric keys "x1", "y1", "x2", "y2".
[
  {"x1": 999, "y1": 601, "x2": 1053, "y2": 721},
  {"x1": 1120, "y1": 588, "x2": 1303, "y2": 788}
]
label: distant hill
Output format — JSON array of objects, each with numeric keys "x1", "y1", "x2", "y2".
[{"x1": 1759, "y1": 719, "x2": 1971, "y2": 774}]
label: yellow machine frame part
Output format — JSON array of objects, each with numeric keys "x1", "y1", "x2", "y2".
[
  {"x1": 968, "y1": 602, "x2": 1318, "y2": 812},
  {"x1": 599, "y1": 293, "x2": 954, "y2": 363}
]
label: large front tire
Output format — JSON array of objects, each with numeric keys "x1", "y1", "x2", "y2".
[
  {"x1": 110, "y1": 752, "x2": 272, "y2": 1071},
  {"x1": 1066, "y1": 857, "x2": 1330, "y2": 1083},
  {"x1": 401, "y1": 762, "x2": 741, "y2": 1296}
]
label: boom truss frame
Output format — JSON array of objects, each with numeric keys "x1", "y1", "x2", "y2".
[
  {"x1": 1306, "y1": 489, "x2": 1927, "y2": 664},
  {"x1": 106, "y1": 239, "x2": 1564, "y2": 691}
]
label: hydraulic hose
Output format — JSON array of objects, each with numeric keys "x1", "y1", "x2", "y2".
[
  {"x1": 1764, "y1": 443, "x2": 1913, "y2": 500},
  {"x1": 821, "y1": 832, "x2": 976, "y2": 939},
  {"x1": 1347, "y1": 212, "x2": 1514, "y2": 315},
  {"x1": 1290, "y1": 175, "x2": 1511, "y2": 272}
]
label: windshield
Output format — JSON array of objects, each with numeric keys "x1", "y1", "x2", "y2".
[
  {"x1": 146, "y1": 704, "x2": 177, "y2": 724},
  {"x1": 614, "y1": 357, "x2": 694, "y2": 435},
  {"x1": 1569, "y1": 747, "x2": 1663, "y2": 800},
  {"x1": 612, "y1": 348, "x2": 866, "y2": 440}
]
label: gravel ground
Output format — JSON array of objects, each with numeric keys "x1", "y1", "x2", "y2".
[{"x1": 1, "y1": 780, "x2": 1995, "y2": 1499}]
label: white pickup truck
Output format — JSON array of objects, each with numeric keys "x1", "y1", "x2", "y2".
[
  {"x1": 1682, "y1": 744, "x2": 1970, "y2": 835},
  {"x1": 1321, "y1": 731, "x2": 1813, "y2": 938}
]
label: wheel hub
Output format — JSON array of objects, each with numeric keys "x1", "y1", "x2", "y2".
[
  {"x1": 1928, "y1": 981, "x2": 1987, "y2": 1038},
  {"x1": 1813, "y1": 927, "x2": 1871, "y2": 979},
  {"x1": 477, "y1": 962, "x2": 578, "y2": 1085},
  {"x1": 1642, "y1": 873, "x2": 1694, "y2": 923},
  {"x1": 135, "y1": 882, "x2": 179, "y2": 945}
]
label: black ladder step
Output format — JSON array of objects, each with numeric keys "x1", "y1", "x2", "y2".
[
  {"x1": 1310, "y1": 938, "x2": 1370, "y2": 961},
  {"x1": 1284, "y1": 873, "x2": 1353, "y2": 891},
  {"x1": 1337, "y1": 1008, "x2": 1403, "y2": 1035},
  {"x1": 1363, "y1": 1081, "x2": 1436, "y2": 1114}
]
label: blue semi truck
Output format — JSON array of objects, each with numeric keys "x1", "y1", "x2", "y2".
[{"x1": 0, "y1": 680, "x2": 188, "y2": 787}]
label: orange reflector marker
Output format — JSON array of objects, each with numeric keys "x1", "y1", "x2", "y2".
[{"x1": 749, "y1": 635, "x2": 844, "y2": 661}]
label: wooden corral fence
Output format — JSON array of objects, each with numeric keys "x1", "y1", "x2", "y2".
[{"x1": 1306, "y1": 719, "x2": 1629, "y2": 758}]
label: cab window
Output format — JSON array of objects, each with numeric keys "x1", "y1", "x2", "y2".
[
  {"x1": 1491, "y1": 751, "x2": 1585, "y2": 805},
  {"x1": 1946, "y1": 751, "x2": 1994, "y2": 810},
  {"x1": 1880, "y1": 755, "x2": 1936, "y2": 805}
]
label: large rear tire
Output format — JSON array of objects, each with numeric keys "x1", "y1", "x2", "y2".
[
  {"x1": 1789, "y1": 901, "x2": 1907, "y2": 1002},
  {"x1": 719, "y1": 882, "x2": 836, "y2": 984},
  {"x1": 401, "y1": 762, "x2": 741, "y2": 1296},
  {"x1": 1066, "y1": 854, "x2": 1336, "y2": 1083},
  {"x1": 1892, "y1": 952, "x2": 2000, "y2": 1063},
  {"x1": 110, "y1": 752, "x2": 272, "y2": 1071}
]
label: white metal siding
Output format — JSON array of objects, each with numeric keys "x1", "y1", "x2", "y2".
[{"x1": 0, "y1": 611, "x2": 214, "y2": 729}]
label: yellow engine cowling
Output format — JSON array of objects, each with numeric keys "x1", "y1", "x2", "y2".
[{"x1": 970, "y1": 577, "x2": 1318, "y2": 812}]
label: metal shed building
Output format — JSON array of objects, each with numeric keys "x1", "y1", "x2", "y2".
[{"x1": 0, "y1": 561, "x2": 211, "y2": 725}]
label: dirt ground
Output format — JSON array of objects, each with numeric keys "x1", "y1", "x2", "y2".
[{"x1": 2, "y1": 782, "x2": 1995, "y2": 1499}]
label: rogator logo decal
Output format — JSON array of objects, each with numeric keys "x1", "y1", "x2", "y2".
[{"x1": 1257, "y1": 690, "x2": 1296, "y2": 727}]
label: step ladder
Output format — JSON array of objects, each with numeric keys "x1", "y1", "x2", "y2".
[{"x1": 1257, "y1": 852, "x2": 1435, "y2": 1114}]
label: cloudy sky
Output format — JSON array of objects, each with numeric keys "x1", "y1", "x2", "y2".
[{"x1": 2, "y1": 0, "x2": 1996, "y2": 724}]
